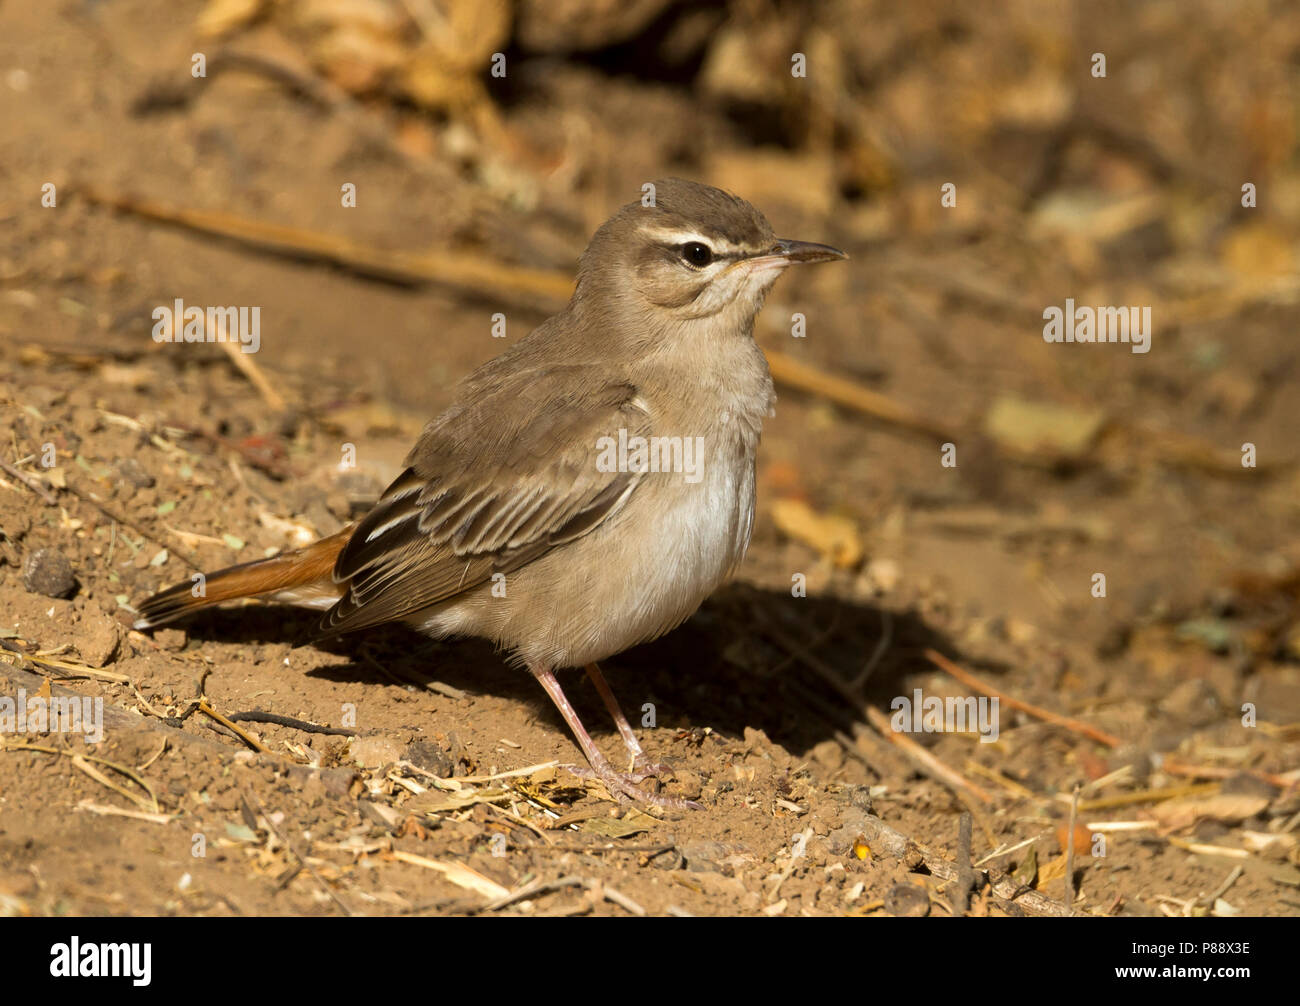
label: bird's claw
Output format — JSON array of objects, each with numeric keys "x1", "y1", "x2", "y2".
[{"x1": 562, "y1": 761, "x2": 699, "y2": 810}]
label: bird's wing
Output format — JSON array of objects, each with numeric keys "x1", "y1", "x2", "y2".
[{"x1": 317, "y1": 365, "x2": 651, "y2": 637}]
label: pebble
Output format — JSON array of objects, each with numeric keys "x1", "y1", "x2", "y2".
[
  {"x1": 115, "y1": 457, "x2": 155, "y2": 488},
  {"x1": 22, "y1": 547, "x2": 76, "y2": 598},
  {"x1": 403, "y1": 739, "x2": 453, "y2": 777},
  {"x1": 884, "y1": 881, "x2": 931, "y2": 917},
  {"x1": 73, "y1": 609, "x2": 120, "y2": 666}
]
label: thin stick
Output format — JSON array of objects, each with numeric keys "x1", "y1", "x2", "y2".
[
  {"x1": 481, "y1": 801, "x2": 554, "y2": 845},
  {"x1": 1064, "y1": 786, "x2": 1080, "y2": 915},
  {"x1": 387, "y1": 850, "x2": 511, "y2": 900},
  {"x1": 482, "y1": 875, "x2": 583, "y2": 912},
  {"x1": 79, "y1": 187, "x2": 575, "y2": 304},
  {"x1": 929, "y1": 650, "x2": 1294, "y2": 790},
  {"x1": 198, "y1": 700, "x2": 273, "y2": 754},
  {"x1": 1166, "y1": 837, "x2": 1252, "y2": 860},
  {"x1": 965, "y1": 759, "x2": 1036, "y2": 800},
  {"x1": 71, "y1": 754, "x2": 156, "y2": 813},
  {"x1": 1160, "y1": 759, "x2": 1294, "y2": 791},
  {"x1": 0, "y1": 638, "x2": 132, "y2": 683},
  {"x1": 2, "y1": 739, "x2": 160, "y2": 813},
  {"x1": 455, "y1": 761, "x2": 559, "y2": 784},
  {"x1": 0, "y1": 458, "x2": 57, "y2": 504},
  {"x1": 926, "y1": 649, "x2": 1122, "y2": 747},
  {"x1": 847, "y1": 608, "x2": 892, "y2": 690},
  {"x1": 227, "y1": 710, "x2": 355, "y2": 737},
  {"x1": 864, "y1": 706, "x2": 994, "y2": 804},
  {"x1": 758, "y1": 621, "x2": 993, "y2": 805},
  {"x1": 1067, "y1": 781, "x2": 1219, "y2": 812},
  {"x1": 1200, "y1": 866, "x2": 1244, "y2": 908},
  {"x1": 217, "y1": 339, "x2": 288, "y2": 413},
  {"x1": 77, "y1": 800, "x2": 172, "y2": 825},
  {"x1": 973, "y1": 834, "x2": 1042, "y2": 868},
  {"x1": 765, "y1": 348, "x2": 958, "y2": 441},
  {"x1": 949, "y1": 812, "x2": 980, "y2": 915}
]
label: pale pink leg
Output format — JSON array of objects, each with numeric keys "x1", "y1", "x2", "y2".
[
  {"x1": 528, "y1": 664, "x2": 695, "y2": 810},
  {"x1": 584, "y1": 662, "x2": 672, "y2": 777}
]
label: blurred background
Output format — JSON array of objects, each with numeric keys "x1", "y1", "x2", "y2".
[{"x1": 5, "y1": 0, "x2": 1298, "y2": 661}]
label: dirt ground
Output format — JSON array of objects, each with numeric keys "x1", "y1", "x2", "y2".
[{"x1": 1, "y1": 0, "x2": 1298, "y2": 917}]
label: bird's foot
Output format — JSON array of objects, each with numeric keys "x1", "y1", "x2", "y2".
[
  {"x1": 627, "y1": 752, "x2": 676, "y2": 783},
  {"x1": 563, "y1": 761, "x2": 699, "y2": 810}
]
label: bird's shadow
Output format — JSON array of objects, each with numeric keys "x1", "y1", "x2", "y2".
[{"x1": 175, "y1": 582, "x2": 968, "y2": 758}]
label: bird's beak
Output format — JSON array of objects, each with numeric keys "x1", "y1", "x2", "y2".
[
  {"x1": 742, "y1": 239, "x2": 848, "y2": 274},
  {"x1": 772, "y1": 238, "x2": 848, "y2": 264}
]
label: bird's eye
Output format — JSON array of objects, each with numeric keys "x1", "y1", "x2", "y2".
[{"x1": 680, "y1": 241, "x2": 714, "y2": 268}]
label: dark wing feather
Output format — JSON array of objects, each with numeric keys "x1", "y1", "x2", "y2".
[{"x1": 316, "y1": 366, "x2": 650, "y2": 638}]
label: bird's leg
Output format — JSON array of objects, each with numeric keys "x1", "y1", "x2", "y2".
[
  {"x1": 583, "y1": 662, "x2": 673, "y2": 779},
  {"x1": 528, "y1": 664, "x2": 696, "y2": 810}
]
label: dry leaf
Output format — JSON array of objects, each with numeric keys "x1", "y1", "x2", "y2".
[
  {"x1": 1152, "y1": 793, "x2": 1270, "y2": 831},
  {"x1": 579, "y1": 812, "x2": 653, "y2": 838},
  {"x1": 984, "y1": 396, "x2": 1107, "y2": 461},
  {"x1": 1011, "y1": 845, "x2": 1038, "y2": 888},
  {"x1": 387, "y1": 850, "x2": 509, "y2": 899},
  {"x1": 1034, "y1": 851, "x2": 1068, "y2": 890},
  {"x1": 404, "y1": 787, "x2": 511, "y2": 814},
  {"x1": 1220, "y1": 222, "x2": 1295, "y2": 277},
  {"x1": 196, "y1": 0, "x2": 263, "y2": 38},
  {"x1": 770, "y1": 498, "x2": 863, "y2": 568}
]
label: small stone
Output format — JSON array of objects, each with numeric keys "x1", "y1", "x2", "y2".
[
  {"x1": 680, "y1": 840, "x2": 729, "y2": 873},
  {"x1": 23, "y1": 548, "x2": 76, "y2": 598},
  {"x1": 74, "y1": 610, "x2": 120, "y2": 667},
  {"x1": 884, "y1": 882, "x2": 930, "y2": 917},
  {"x1": 350, "y1": 736, "x2": 406, "y2": 768},
  {"x1": 403, "y1": 739, "x2": 453, "y2": 777},
  {"x1": 115, "y1": 457, "x2": 155, "y2": 488}
]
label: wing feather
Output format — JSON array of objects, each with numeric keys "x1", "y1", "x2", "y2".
[{"x1": 315, "y1": 367, "x2": 650, "y2": 638}]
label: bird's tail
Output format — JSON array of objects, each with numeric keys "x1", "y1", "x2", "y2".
[{"x1": 132, "y1": 528, "x2": 351, "y2": 630}]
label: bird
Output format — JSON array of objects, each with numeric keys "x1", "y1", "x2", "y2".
[{"x1": 134, "y1": 178, "x2": 847, "y2": 807}]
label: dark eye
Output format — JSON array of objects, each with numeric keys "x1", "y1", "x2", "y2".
[{"x1": 681, "y1": 241, "x2": 713, "y2": 267}]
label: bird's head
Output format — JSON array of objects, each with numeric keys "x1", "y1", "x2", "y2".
[{"x1": 574, "y1": 178, "x2": 846, "y2": 338}]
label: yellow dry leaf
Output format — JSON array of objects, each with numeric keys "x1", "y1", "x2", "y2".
[
  {"x1": 1220, "y1": 222, "x2": 1295, "y2": 277},
  {"x1": 1034, "y1": 851, "x2": 1069, "y2": 890},
  {"x1": 196, "y1": 0, "x2": 263, "y2": 38},
  {"x1": 984, "y1": 396, "x2": 1107, "y2": 461},
  {"x1": 770, "y1": 498, "x2": 863, "y2": 569}
]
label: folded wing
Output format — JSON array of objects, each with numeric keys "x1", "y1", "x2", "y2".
[{"x1": 318, "y1": 365, "x2": 651, "y2": 637}]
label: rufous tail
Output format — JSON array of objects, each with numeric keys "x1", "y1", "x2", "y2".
[{"x1": 132, "y1": 527, "x2": 351, "y2": 630}]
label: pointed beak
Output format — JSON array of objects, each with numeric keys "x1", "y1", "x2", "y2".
[
  {"x1": 742, "y1": 239, "x2": 848, "y2": 274},
  {"x1": 771, "y1": 238, "x2": 848, "y2": 264}
]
